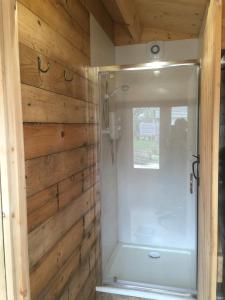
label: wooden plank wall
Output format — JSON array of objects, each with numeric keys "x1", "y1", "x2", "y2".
[
  {"x1": 198, "y1": 0, "x2": 222, "y2": 300},
  {"x1": 17, "y1": 1, "x2": 101, "y2": 299}
]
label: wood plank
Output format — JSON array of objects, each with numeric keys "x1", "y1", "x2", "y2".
[
  {"x1": 22, "y1": 84, "x2": 89, "y2": 124},
  {"x1": 18, "y1": 0, "x2": 90, "y2": 57},
  {"x1": 135, "y1": 0, "x2": 206, "y2": 35},
  {"x1": 68, "y1": 244, "x2": 97, "y2": 300},
  {"x1": 19, "y1": 44, "x2": 91, "y2": 101},
  {"x1": 81, "y1": 225, "x2": 96, "y2": 261},
  {"x1": 38, "y1": 250, "x2": 80, "y2": 300},
  {"x1": 30, "y1": 219, "x2": 83, "y2": 300},
  {"x1": 28, "y1": 188, "x2": 93, "y2": 268},
  {"x1": 83, "y1": 166, "x2": 96, "y2": 192},
  {"x1": 89, "y1": 124, "x2": 99, "y2": 144},
  {"x1": 80, "y1": 0, "x2": 114, "y2": 42},
  {"x1": 88, "y1": 145, "x2": 98, "y2": 167},
  {"x1": 0, "y1": 1, "x2": 30, "y2": 299},
  {"x1": 114, "y1": 0, "x2": 142, "y2": 42},
  {"x1": 95, "y1": 200, "x2": 101, "y2": 219},
  {"x1": 87, "y1": 290, "x2": 97, "y2": 300},
  {"x1": 75, "y1": 269, "x2": 96, "y2": 300},
  {"x1": 198, "y1": 1, "x2": 222, "y2": 300},
  {"x1": 28, "y1": 196, "x2": 58, "y2": 233},
  {"x1": 27, "y1": 185, "x2": 57, "y2": 217},
  {"x1": 114, "y1": 23, "x2": 196, "y2": 46},
  {"x1": 59, "y1": 290, "x2": 69, "y2": 300},
  {"x1": 26, "y1": 147, "x2": 88, "y2": 196},
  {"x1": 24, "y1": 123, "x2": 90, "y2": 159},
  {"x1": 59, "y1": 0, "x2": 90, "y2": 35},
  {"x1": 141, "y1": 27, "x2": 196, "y2": 42},
  {"x1": 68, "y1": 257, "x2": 90, "y2": 300},
  {"x1": 19, "y1": 43, "x2": 41, "y2": 87},
  {"x1": 84, "y1": 208, "x2": 95, "y2": 231},
  {"x1": 58, "y1": 171, "x2": 83, "y2": 209},
  {"x1": 0, "y1": 183, "x2": 6, "y2": 300},
  {"x1": 101, "y1": 0, "x2": 124, "y2": 23},
  {"x1": 18, "y1": 2, "x2": 89, "y2": 75},
  {"x1": 89, "y1": 102, "x2": 99, "y2": 123},
  {"x1": 222, "y1": 0, "x2": 225, "y2": 49},
  {"x1": 89, "y1": 243, "x2": 97, "y2": 272}
]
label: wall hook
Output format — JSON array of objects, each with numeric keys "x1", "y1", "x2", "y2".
[
  {"x1": 64, "y1": 70, "x2": 74, "y2": 81},
  {"x1": 37, "y1": 56, "x2": 50, "y2": 73}
]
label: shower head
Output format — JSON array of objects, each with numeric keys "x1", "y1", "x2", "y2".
[
  {"x1": 103, "y1": 84, "x2": 130, "y2": 129},
  {"x1": 121, "y1": 84, "x2": 130, "y2": 92},
  {"x1": 106, "y1": 84, "x2": 130, "y2": 99}
]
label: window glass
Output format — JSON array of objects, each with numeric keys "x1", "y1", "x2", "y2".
[
  {"x1": 133, "y1": 107, "x2": 160, "y2": 169},
  {"x1": 171, "y1": 106, "x2": 188, "y2": 125}
]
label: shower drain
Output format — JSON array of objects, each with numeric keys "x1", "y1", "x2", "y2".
[{"x1": 148, "y1": 251, "x2": 160, "y2": 259}]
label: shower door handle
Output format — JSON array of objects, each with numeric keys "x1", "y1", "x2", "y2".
[
  {"x1": 192, "y1": 154, "x2": 200, "y2": 184},
  {"x1": 190, "y1": 173, "x2": 193, "y2": 194}
]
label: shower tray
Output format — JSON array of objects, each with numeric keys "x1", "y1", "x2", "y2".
[{"x1": 101, "y1": 243, "x2": 197, "y2": 299}]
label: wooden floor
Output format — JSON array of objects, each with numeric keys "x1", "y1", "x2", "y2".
[{"x1": 97, "y1": 292, "x2": 144, "y2": 300}]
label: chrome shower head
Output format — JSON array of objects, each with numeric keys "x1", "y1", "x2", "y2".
[{"x1": 121, "y1": 84, "x2": 130, "y2": 92}]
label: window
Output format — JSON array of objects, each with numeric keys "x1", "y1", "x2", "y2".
[
  {"x1": 133, "y1": 107, "x2": 160, "y2": 169},
  {"x1": 171, "y1": 106, "x2": 188, "y2": 125}
]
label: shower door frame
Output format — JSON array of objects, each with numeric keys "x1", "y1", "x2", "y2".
[{"x1": 98, "y1": 59, "x2": 203, "y2": 298}]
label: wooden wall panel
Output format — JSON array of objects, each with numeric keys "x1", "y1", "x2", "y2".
[
  {"x1": 19, "y1": 0, "x2": 90, "y2": 57},
  {"x1": 19, "y1": 44, "x2": 93, "y2": 101},
  {"x1": 17, "y1": 0, "x2": 100, "y2": 299},
  {"x1": 24, "y1": 124, "x2": 91, "y2": 159},
  {"x1": 21, "y1": 84, "x2": 89, "y2": 124},
  {"x1": 198, "y1": 1, "x2": 222, "y2": 300},
  {"x1": 18, "y1": 2, "x2": 89, "y2": 74}
]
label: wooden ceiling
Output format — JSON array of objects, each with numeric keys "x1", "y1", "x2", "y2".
[{"x1": 82, "y1": 0, "x2": 209, "y2": 46}]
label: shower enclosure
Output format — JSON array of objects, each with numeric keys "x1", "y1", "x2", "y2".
[{"x1": 99, "y1": 62, "x2": 199, "y2": 298}]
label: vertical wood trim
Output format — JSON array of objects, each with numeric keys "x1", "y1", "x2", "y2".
[
  {"x1": 0, "y1": 1, "x2": 30, "y2": 299},
  {"x1": 198, "y1": 1, "x2": 222, "y2": 299},
  {"x1": 0, "y1": 185, "x2": 6, "y2": 299}
]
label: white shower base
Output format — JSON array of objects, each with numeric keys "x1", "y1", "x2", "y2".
[{"x1": 103, "y1": 243, "x2": 196, "y2": 297}]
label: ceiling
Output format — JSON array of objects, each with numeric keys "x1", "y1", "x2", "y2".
[{"x1": 100, "y1": 0, "x2": 209, "y2": 45}]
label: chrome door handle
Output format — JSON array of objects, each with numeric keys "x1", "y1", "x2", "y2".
[
  {"x1": 192, "y1": 154, "x2": 200, "y2": 184},
  {"x1": 190, "y1": 173, "x2": 193, "y2": 194}
]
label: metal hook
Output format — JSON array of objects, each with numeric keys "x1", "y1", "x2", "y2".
[
  {"x1": 64, "y1": 70, "x2": 74, "y2": 81},
  {"x1": 37, "y1": 56, "x2": 50, "y2": 73}
]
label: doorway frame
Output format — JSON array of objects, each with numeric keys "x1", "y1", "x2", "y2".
[
  {"x1": 0, "y1": 0, "x2": 221, "y2": 299},
  {"x1": 97, "y1": 36, "x2": 221, "y2": 298},
  {"x1": 0, "y1": 1, "x2": 30, "y2": 299}
]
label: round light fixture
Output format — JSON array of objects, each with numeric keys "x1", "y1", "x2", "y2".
[{"x1": 151, "y1": 44, "x2": 160, "y2": 55}]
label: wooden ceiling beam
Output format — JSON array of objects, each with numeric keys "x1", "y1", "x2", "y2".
[
  {"x1": 114, "y1": 24, "x2": 197, "y2": 46},
  {"x1": 114, "y1": 0, "x2": 142, "y2": 42},
  {"x1": 79, "y1": 0, "x2": 114, "y2": 42}
]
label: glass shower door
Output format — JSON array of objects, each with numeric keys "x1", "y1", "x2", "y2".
[{"x1": 101, "y1": 65, "x2": 199, "y2": 295}]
